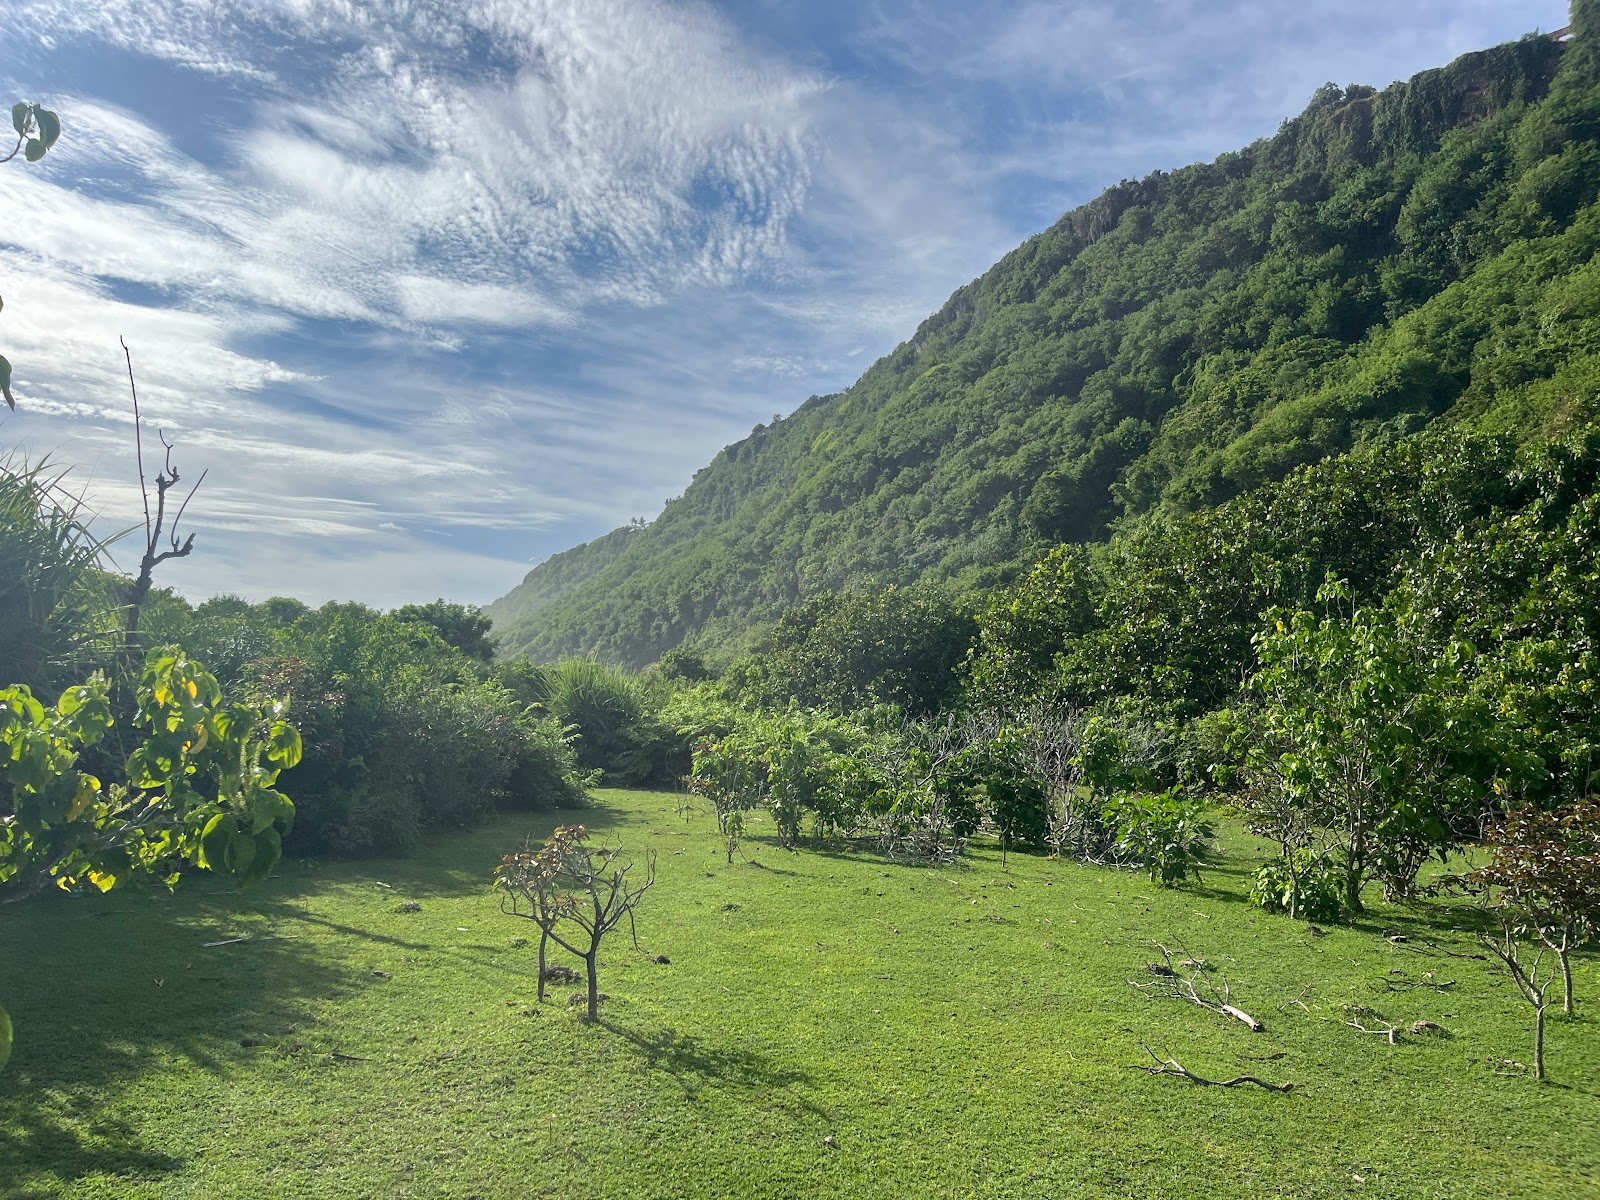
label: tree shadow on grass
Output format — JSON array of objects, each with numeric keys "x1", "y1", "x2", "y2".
[
  {"x1": 0, "y1": 886, "x2": 376, "y2": 1192},
  {"x1": 599, "y1": 1019, "x2": 829, "y2": 1118}
]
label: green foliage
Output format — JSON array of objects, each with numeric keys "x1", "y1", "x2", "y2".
[
  {"x1": 541, "y1": 658, "x2": 666, "y2": 785},
  {"x1": 1106, "y1": 788, "x2": 1215, "y2": 886},
  {"x1": 138, "y1": 599, "x2": 590, "y2": 856},
  {"x1": 5, "y1": 101, "x2": 60, "y2": 166},
  {"x1": 0, "y1": 459, "x2": 121, "y2": 695},
  {"x1": 0, "y1": 649, "x2": 299, "y2": 897},
  {"x1": 688, "y1": 707, "x2": 889, "y2": 850},
  {"x1": 1247, "y1": 849, "x2": 1349, "y2": 923},
  {"x1": 392, "y1": 599, "x2": 496, "y2": 662},
  {"x1": 732, "y1": 585, "x2": 975, "y2": 716},
  {"x1": 1245, "y1": 580, "x2": 1503, "y2": 911}
]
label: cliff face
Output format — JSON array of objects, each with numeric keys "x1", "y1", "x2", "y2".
[{"x1": 493, "y1": 25, "x2": 1599, "y2": 667}]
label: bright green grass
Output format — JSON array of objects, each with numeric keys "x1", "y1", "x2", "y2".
[{"x1": 2, "y1": 789, "x2": 1596, "y2": 1199}]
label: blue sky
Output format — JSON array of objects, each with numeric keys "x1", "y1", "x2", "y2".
[{"x1": 0, "y1": 0, "x2": 1571, "y2": 608}]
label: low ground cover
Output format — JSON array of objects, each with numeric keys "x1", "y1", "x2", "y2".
[{"x1": 2, "y1": 789, "x2": 1596, "y2": 1199}]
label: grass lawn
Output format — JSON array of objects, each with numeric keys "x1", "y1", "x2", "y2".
[{"x1": 2, "y1": 788, "x2": 1597, "y2": 1199}]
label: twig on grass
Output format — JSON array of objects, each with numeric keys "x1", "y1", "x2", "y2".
[
  {"x1": 1395, "y1": 939, "x2": 1487, "y2": 961},
  {"x1": 1345, "y1": 1018, "x2": 1401, "y2": 1045},
  {"x1": 1128, "y1": 1044, "x2": 1294, "y2": 1093},
  {"x1": 1382, "y1": 973, "x2": 1456, "y2": 993},
  {"x1": 202, "y1": 934, "x2": 299, "y2": 948},
  {"x1": 1130, "y1": 940, "x2": 1264, "y2": 1032}
]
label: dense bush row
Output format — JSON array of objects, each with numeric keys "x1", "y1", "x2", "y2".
[
  {"x1": 513, "y1": 418, "x2": 1599, "y2": 924},
  {"x1": 0, "y1": 466, "x2": 591, "y2": 863},
  {"x1": 138, "y1": 597, "x2": 590, "y2": 855}
]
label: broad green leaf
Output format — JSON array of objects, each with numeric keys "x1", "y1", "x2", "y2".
[
  {"x1": 240, "y1": 828, "x2": 282, "y2": 885},
  {"x1": 125, "y1": 747, "x2": 164, "y2": 790},
  {"x1": 0, "y1": 1003, "x2": 11, "y2": 1072},
  {"x1": 23, "y1": 139, "x2": 44, "y2": 162},
  {"x1": 267, "y1": 723, "x2": 303, "y2": 769},
  {"x1": 0, "y1": 356, "x2": 14, "y2": 411},
  {"x1": 226, "y1": 831, "x2": 257, "y2": 875},
  {"x1": 10, "y1": 103, "x2": 27, "y2": 136},
  {"x1": 32, "y1": 107, "x2": 59, "y2": 150},
  {"x1": 198, "y1": 812, "x2": 231, "y2": 871}
]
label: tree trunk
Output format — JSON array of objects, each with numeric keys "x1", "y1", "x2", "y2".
[
  {"x1": 1534, "y1": 1002, "x2": 1546, "y2": 1082},
  {"x1": 1344, "y1": 861, "x2": 1364, "y2": 914},
  {"x1": 537, "y1": 928, "x2": 548, "y2": 1002},
  {"x1": 1560, "y1": 948, "x2": 1573, "y2": 1016},
  {"x1": 585, "y1": 951, "x2": 600, "y2": 1022}
]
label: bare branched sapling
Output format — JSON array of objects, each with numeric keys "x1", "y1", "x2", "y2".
[
  {"x1": 121, "y1": 339, "x2": 206, "y2": 642},
  {"x1": 496, "y1": 824, "x2": 656, "y2": 1021},
  {"x1": 1457, "y1": 801, "x2": 1600, "y2": 1016},
  {"x1": 1478, "y1": 915, "x2": 1556, "y2": 1082}
]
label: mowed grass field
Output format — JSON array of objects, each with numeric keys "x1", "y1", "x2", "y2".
[{"x1": 2, "y1": 788, "x2": 1596, "y2": 1199}]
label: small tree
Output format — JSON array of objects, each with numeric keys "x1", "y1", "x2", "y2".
[
  {"x1": 1478, "y1": 913, "x2": 1557, "y2": 1082},
  {"x1": 496, "y1": 824, "x2": 655, "y2": 1021},
  {"x1": 1462, "y1": 802, "x2": 1600, "y2": 1015},
  {"x1": 1247, "y1": 580, "x2": 1494, "y2": 912}
]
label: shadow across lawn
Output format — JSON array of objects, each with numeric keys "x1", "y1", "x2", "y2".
[
  {"x1": 0, "y1": 886, "x2": 368, "y2": 1192},
  {"x1": 599, "y1": 1018, "x2": 828, "y2": 1118}
]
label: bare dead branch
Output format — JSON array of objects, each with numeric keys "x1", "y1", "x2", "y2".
[
  {"x1": 1130, "y1": 940, "x2": 1264, "y2": 1032},
  {"x1": 118, "y1": 341, "x2": 205, "y2": 648},
  {"x1": 1345, "y1": 1018, "x2": 1401, "y2": 1045},
  {"x1": 1129, "y1": 1044, "x2": 1294, "y2": 1093}
]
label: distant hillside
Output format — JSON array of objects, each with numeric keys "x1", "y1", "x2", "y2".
[{"x1": 493, "y1": 11, "x2": 1600, "y2": 667}]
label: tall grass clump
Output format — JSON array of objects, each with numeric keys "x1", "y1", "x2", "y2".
[
  {"x1": 0, "y1": 457, "x2": 122, "y2": 694},
  {"x1": 542, "y1": 658, "x2": 668, "y2": 785}
]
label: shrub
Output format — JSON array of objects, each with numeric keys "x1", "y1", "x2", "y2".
[
  {"x1": 543, "y1": 658, "x2": 667, "y2": 785},
  {"x1": 1106, "y1": 788, "x2": 1215, "y2": 886},
  {"x1": 1248, "y1": 849, "x2": 1348, "y2": 921}
]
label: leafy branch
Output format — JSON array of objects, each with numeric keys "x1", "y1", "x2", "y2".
[{"x1": 1, "y1": 100, "x2": 62, "y2": 412}]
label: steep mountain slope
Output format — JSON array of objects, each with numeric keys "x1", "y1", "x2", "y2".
[{"x1": 493, "y1": 14, "x2": 1600, "y2": 668}]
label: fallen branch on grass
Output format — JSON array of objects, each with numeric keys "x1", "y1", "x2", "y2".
[
  {"x1": 1130, "y1": 940, "x2": 1263, "y2": 1032},
  {"x1": 1128, "y1": 1044, "x2": 1294, "y2": 1093},
  {"x1": 1382, "y1": 973, "x2": 1456, "y2": 992},
  {"x1": 202, "y1": 934, "x2": 299, "y2": 948},
  {"x1": 1395, "y1": 939, "x2": 1486, "y2": 961},
  {"x1": 1345, "y1": 1018, "x2": 1401, "y2": 1045}
]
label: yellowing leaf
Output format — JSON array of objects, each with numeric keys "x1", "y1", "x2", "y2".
[{"x1": 65, "y1": 773, "x2": 100, "y2": 821}]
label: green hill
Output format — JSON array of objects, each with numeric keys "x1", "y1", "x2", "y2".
[{"x1": 493, "y1": 13, "x2": 1600, "y2": 667}]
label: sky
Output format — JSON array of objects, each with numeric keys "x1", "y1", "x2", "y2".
[{"x1": 0, "y1": 0, "x2": 1573, "y2": 610}]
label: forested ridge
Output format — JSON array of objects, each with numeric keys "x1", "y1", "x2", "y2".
[{"x1": 491, "y1": 18, "x2": 1600, "y2": 668}]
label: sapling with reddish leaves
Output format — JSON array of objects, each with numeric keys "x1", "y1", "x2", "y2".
[
  {"x1": 1461, "y1": 801, "x2": 1600, "y2": 1016},
  {"x1": 496, "y1": 824, "x2": 655, "y2": 1021}
]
